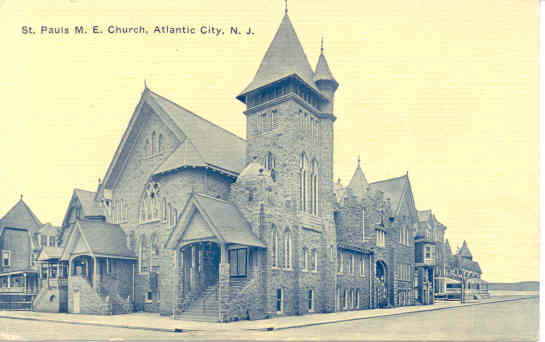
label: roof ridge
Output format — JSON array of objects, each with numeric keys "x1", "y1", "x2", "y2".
[
  {"x1": 74, "y1": 188, "x2": 96, "y2": 194},
  {"x1": 193, "y1": 192, "x2": 231, "y2": 204},
  {"x1": 369, "y1": 174, "x2": 406, "y2": 185},
  {"x1": 146, "y1": 88, "x2": 246, "y2": 143}
]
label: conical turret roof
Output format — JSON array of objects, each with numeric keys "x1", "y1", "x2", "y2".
[
  {"x1": 347, "y1": 158, "x2": 369, "y2": 199},
  {"x1": 314, "y1": 52, "x2": 338, "y2": 88},
  {"x1": 237, "y1": 13, "x2": 321, "y2": 101}
]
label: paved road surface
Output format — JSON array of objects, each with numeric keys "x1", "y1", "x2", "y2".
[{"x1": 0, "y1": 297, "x2": 538, "y2": 341}]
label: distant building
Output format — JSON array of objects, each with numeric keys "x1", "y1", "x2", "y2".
[{"x1": 0, "y1": 197, "x2": 43, "y2": 309}]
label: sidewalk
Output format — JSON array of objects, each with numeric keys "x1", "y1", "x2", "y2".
[{"x1": 0, "y1": 295, "x2": 536, "y2": 333}]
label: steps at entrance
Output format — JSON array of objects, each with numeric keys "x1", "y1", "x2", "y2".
[{"x1": 177, "y1": 283, "x2": 219, "y2": 322}]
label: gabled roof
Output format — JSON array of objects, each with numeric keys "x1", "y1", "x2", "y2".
[
  {"x1": 61, "y1": 220, "x2": 135, "y2": 260},
  {"x1": 99, "y1": 88, "x2": 247, "y2": 194},
  {"x1": 166, "y1": 192, "x2": 265, "y2": 249},
  {"x1": 457, "y1": 240, "x2": 473, "y2": 259},
  {"x1": 148, "y1": 90, "x2": 247, "y2": 176},
  {"x1": 314, "y1": 52, "x2": 338, "y2": 88},
  {"x1": 237, "y1": 13, "x2": 321, "y2": 101},
  {"x1": 62, "y1": 189, "x2": 104, "y2": 229},
  {"x1": 37, "y1": 247, "x2": 63, "y2": 261},
  {"x1": 0, "y1": 198, "x2": 42, "y2": 233},
  {"x1": 369, "y1": 173, "x2": 417, "y2": 217},
  {"x1": 347, "y1": 159, "x2": 369, "y2": 199},
  {"x1": 74, "y1": 189, "x2": 104, "y2": 218}
]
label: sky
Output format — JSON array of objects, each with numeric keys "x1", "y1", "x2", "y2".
[{"x1": 0, "y1": 0, "x2": 539, "y2": 283}]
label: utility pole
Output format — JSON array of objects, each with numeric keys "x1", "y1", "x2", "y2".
[{"x1": 460, "y1": 272, "x2": 464, "y2": 304}]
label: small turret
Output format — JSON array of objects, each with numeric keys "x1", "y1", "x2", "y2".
[{"x1": 314, "y1": 38, "x2": 339, "y2": 113}]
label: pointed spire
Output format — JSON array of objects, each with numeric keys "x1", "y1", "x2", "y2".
[
  {"x1": 237, "y1": 12, "x2": 320, "y2": 102},
  {"x1": 284, "y1": 0, "x2": 288, "y2": 14},
  {"x1": 20, "y1": 194, "x2": 23, "y2": 201},
  {"x1": 144, "y1": 79, "x2": 147, "y2": 89},
  {"x1": 314, "y1": 45, "x2": 338, "y2": 88},
  {"x1": 348, "y1": 156, "x2": 369, "y2": 199},
  {"x1": 320, "y1": 36, "x2": 324, "y2": 55}
]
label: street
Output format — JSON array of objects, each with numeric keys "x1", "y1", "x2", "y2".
[{"x1": 0, "y1": 297, "x2": 538, "y2": 341}]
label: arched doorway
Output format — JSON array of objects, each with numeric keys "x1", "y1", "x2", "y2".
[
  {"x1": 375, "y1": 260, "x2": 388, "y2": 308},
  {"x1": 180, "y1": 241, "x2": 221, "y2": 294}
]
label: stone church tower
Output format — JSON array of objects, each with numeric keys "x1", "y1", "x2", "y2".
[{"x1": 236, "y1": 11, "x2": 340, "y2": 313}]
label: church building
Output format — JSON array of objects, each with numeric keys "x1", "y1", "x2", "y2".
[{"x1": 26, "y1": 8, "x2": 487, "y2": 320}]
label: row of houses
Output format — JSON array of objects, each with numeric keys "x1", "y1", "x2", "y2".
[{"x1": 0, "y1": 9, "x2": 487, "y2": 321}]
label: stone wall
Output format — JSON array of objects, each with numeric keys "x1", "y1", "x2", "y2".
[
  {"x1": 33, "y1": 287, "x2": 60, "y2": 313},
  {"x1": 68, "y1": 276, "x2": 109, "y2": 314}
]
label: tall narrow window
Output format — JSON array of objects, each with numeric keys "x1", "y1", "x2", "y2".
[
  {"x1": 276, "y1": 288, "x2": 283, "y2": 313},
  {"x1": 362, "y1": 207, "x2": 366, "y2": 241},
  {"x1": 264, "y1": 152, "x2": 276, "y2": 182},
  {"x1": 337, "y1": 250, "x2": 343, "y2": 273},
  {"x1": 311, "y1": 249, "x2": 317, "y2": 271},
  {"x1": 271, "y1": 226, "x2": 279, "y2": 268},
  {"x1": 349, "y1": 254, "x2": 354, "y2": 273},
  {"x1": 284, "y1": 229, "x2": 292, "y2": 269},
  {"x1": 360, "y1": 255, "x2": 365, "y2": 276},
  {"x1": 308, "y1": 289, "x2": 314, "y2": 312},
  {"x1": 152, "y1": 131, "x2": 157, "y2": 155},
  {"x1": 158, "y1": 134, "x2": 163, "y2": 153},
  {"x1": 300, "y1": 153, "x2": 309, "y2": 212},
  {"x1": 302, "y1": 248, "x2": 308, "y2": 271},
  {"x1": 311, "y1": 159, "x2": 319, "y2": 215}
]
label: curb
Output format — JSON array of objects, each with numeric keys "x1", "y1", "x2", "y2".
[
  {"x1": 248, "y1": 296, "x2": 538, "y2": 331},
  {"x1": 0, "y1": 296, "x2": 536, "y2": 333},
  {"x1": 0, "y1": 314, "x2": 194, "y2": 333}
]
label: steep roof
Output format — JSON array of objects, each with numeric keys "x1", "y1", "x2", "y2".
[
  {"x1": 314, "y1": 52, "x2": 338, "y2": 87},
  {"x1": 237, "y1": 13, "x2": 321, "y2": 100},
  {"x1": 369, "y1": 174, "x2": 415, "y2": 216},
  {"x1": 39, "y1": 223, "x2": 61, "y2": 235},
  {"x1": 0, "y1": 198, "x2": 42, "y2": 233},
  {"x1": 75, "y1": 220, "x2": 135, "y2": 258},
  {"x1": 192, "y1": 193, "x2": 265, "y2": 248},
  {"x1": 457, "y1": 240, "x2": 473, "y2": 259},
  {"x1": 166, "y1": 192, "x2": 266, "y2": 249},
  {"x1": 74, "y1": 189, "x2": 104, "y2": 218},
  {"x1": 347, "y1": 159, "x2": 369, "y2": 199},
  {"x1": 146, "y1": 89, "x2": 247, "y2": 176}
]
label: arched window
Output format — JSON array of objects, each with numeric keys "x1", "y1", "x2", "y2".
[
  {"x1": 271, "y1": 225, "x2": 279, "y2": 268},
  {"x1": 140, "y1": 182, "x2": 161, "y2": 224},
  {"x1": 284, "y1": 229, "x2": 292, "y2": 269},
  {"x1": 151, "y1": 131, "x2": 157, "y2": 155},
  {"x1": 158, "y1": 134, "x2": 164, "y2": 153},
  {"x1": 264, "y1": 152, "x2": 276, "y2": 182},
  {"x1": 300, "y1": 153, "x2": 310, "y2": 213},
  {"x1": 311, "y1": 159, "x2": 319, "y2": 215}
]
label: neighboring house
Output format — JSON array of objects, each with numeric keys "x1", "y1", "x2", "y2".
[
  {"x1": 0, "y1": 197, "x2": 42, "y2": 309},
  {"x1": 34, "y1": 188, "x2": 136, "y2": 314}
]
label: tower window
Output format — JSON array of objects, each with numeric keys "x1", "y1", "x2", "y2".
[
  {"x1": 140, "y1": 182, "x2": 161, "y2": 224},
  {"x1": 264, "y1": 152, "x2": 277, "y2": 182}
]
